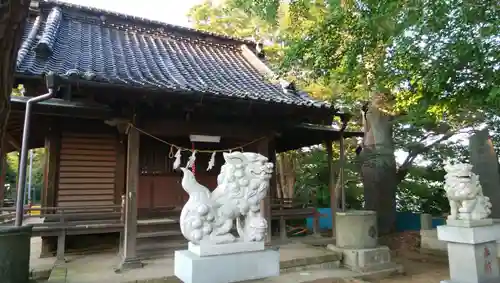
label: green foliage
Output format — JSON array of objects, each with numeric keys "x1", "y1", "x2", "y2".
[
  {"x1": 11, "y1": 85, "x2": 24, "y2": 97},
  {"x1": 294, "y1": 145, "x2": 363, "y2": 209},
  {"x1": 230, "y1": 0, "x2": 499, "y2": 119},
  {"x1": 186, "y1": 0, "x2": 498, "y2": 216},
  {"x1": 397, "y1": 165, "x2": 448, "y2": 215},
  {"x1": 187, "y1": 2, "x2": 280, "y2": 41},
  {"x1": 4, "y1": 149, "x2": 45, "y2": 203}
]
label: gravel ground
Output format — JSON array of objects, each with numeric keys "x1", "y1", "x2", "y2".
[{"x1": 304, "y1": 231, "x2": 451, "y2": 283}]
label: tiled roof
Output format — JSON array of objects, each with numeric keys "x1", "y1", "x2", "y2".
[{"x1": 15, "y1": 1, "x2": 330, "y2": 109}]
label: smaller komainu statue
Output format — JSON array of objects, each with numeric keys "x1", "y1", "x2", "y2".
[
  {"x1": 179, "y1": 152, "x2": 273, "y2": 245},
  {"x1": 444, "y1": 163, "x2": 492, "y2": 220}
]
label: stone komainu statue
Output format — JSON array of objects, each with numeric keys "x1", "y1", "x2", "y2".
[
  {"x1": 179, "y1": 152, "x2": 273, "y2": 245},
  {"x1": 444, "y1": 163, "x2": 492, "y2": 221}
]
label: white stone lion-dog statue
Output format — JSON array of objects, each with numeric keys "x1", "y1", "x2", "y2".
[
  {"x1": 443, "y1": 163, "x2": 492, "y2": 220},
  {"x1": 179, "y1": 151, "x2": 273, "y2": 245}
]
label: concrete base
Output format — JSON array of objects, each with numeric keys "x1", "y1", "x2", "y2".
[
  {"x1": 438, "y1": 224, "x2": 500, "y2": 283},
  {"x1": 174, "y1": 249, "x2": 280, "y2": 283},
  {"x1": 327, "y1": 245, "x2": 402, "y2": 274},
  {"x1": 188, "y1": 240, "x2": 264, "y2": 257},
  {"x1": 115, "y1": 257, "x2": 144, "y2": 273},
  {"x1": 438, "y1": 224, "x2": 498, "y2": 244}
]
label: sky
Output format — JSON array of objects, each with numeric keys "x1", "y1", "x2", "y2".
[{"x1": 60, "y1": 0, "x2": 205, "y2": 27}]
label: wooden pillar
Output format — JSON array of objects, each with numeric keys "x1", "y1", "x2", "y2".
[
  {"x1": 117, "y1": 125, "x2": 143, "y2": 271},
  {"x1": 0, "y1": 152, "x2": 6, "y2": 207},
  {"x1": 115, "y1": 126, "x2": 127, "y2": 259},
  {"x1": 326, "y1": 139, "x2": 336, "y2": 238},
  {"x1": 257, "y1": 137, "x2": 273, "y2": 244},
  {"x1": 114, "y1": 132, "x2": 126, "y2": 205},
  {"x1": 268, "y1": 139, "x2": 277, "y2": 243},
  {"x1": 42, "y1": 125, "x2": 60, "y2": 209},
  {"x1": 339, "y1": 134, "x2": 346, "y2": 211},
  {"x1": 41, "y1": 127, "x2": 61, "y2": 258}
]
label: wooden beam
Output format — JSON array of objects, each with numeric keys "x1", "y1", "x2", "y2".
[
  {"x1": 267, "y1": 139, "x2": 279, "y2": 241},
  {"x1": 117, "y1": 124, "x2": 143, "y2": 271},
  {"x1": 5, "y1": 133, "x2": 20, "y2": 151},
  {"x1": 0, "y1": 153, "x2": 6, "y2": 207},
  {"x1": 268, "y1": 139, "x2": 278, "y2": 200},
  {"x1": 142, "y1": 119, "x2": 275, "y2": 140},
  {"x1": 114, "y1": 134, "x2": 126, "y2": 205},
  {"x1": 339, "y1": 135, "x2": 346, "y2": 211}
]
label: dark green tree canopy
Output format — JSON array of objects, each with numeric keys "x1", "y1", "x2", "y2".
[{"x1": 228, "y1": 0, "x2": 499, "y2": 119}]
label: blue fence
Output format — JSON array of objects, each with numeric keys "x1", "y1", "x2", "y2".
[{"x1": 305, "y1": 208, "x2": 445, "y2": 231}]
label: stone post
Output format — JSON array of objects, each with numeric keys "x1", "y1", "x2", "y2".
[
  {"x1": 438, "y1": 220, "x2": 500, "y2": 283},
  {"x1": 420, "y1": 213, "x2": 433, "y2": 230},
  {"x1": 469, "y1": 129, "x2": 500, "y2": 219}
]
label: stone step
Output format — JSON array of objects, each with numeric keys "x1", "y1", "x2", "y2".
[
  {"x1": 137, "y1": 217, "x2": 180, "y2": 225},
  {"x1": 137, "y1": 218, "x2": 180, "y2": 234},
  {"x1": 137, "y1": 230, "x2": 183, "y2": 239},
  {"x1": 137, "y1": 239, "x2": 188, "y2": 259},
  {"x1": 279, "y1": 252, "x2": 343, "y2": 273}
]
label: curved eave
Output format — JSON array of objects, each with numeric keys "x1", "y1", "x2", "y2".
[
  {"x1": 276, "y1": 123, "x2": 364, "y2": 153},
  {"x1": 15, "y1": 74, "x2": 337, "y2": 116}
]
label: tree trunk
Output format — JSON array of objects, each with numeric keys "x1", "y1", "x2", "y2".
[
  {"x1": 0, "y1": 1, "x2": 30, "y2": 161},
  {"x1": 359, "y1": 94, "x2": 397, "y2": 235}
]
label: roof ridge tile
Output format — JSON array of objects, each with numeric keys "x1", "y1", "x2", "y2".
[{"x1": 39, "y1": 0, "x2": 256, "y2": 47}]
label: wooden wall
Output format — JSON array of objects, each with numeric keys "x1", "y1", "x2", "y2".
[
  {"x1": 44, "y1": 117, "x2": 276, "y2": 219},
  {"x1": 56, "y1": 132, "x2": 119, "y2": 208},
  {"x1": 137, "y1": 135, "x2": 222, "y2": 216}
]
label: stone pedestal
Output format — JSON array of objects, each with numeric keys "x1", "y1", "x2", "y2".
[
  {"x1": 336, "y1": 210, "x2": 377, "y2": 249},
  {"x1": 328, "y1": 245, "x2": 400, "y2": 273},
  {"x1": 174, "y1": 240, "x2": 279, "y2": 283},
  {"x1": 188, "y1": 240, "x2": 264, "y2": 256},
  {"x1": 438, "y1": 220, "x2": 500, "y2": 283},
  {"x1": 329, "y1": 210, "x2": 402, "y2": 274}
]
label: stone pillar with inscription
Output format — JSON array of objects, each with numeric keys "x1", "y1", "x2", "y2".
[
  {"x1": 470, "y1": 129, "x2": 500, "y2": 219},
  {"x1": 438, "y1": 163, "x2": 500, "y2": 283}
]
